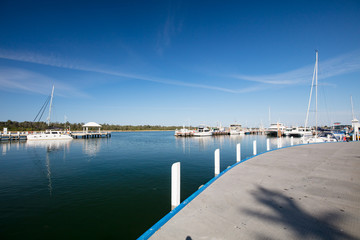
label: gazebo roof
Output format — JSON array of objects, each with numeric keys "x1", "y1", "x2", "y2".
[{"x1": 83, "y1": 122, "x2": 102, "y2": 127}]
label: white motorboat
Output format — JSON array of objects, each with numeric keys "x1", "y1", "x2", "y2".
[
  {"x1": 229, "y1": 124, "x2": 245, "y2": 135},
  {"x1": 265, "y1": 123, "x2": 286, "y2": 137},
  {"x1": 174, "y1": 126, "x2": 194, "y2": 136},
  {"x1": 193, "y1": 125, "x2": 213, "y2": 137},
  {"x1": 27, "y1": 130, "x2": 73, "y2": 141},
  {"x1": 303, "y1": 132, "x2": 337, "y2": 143},
  {"x1": 287, "y1": 126, "x2": 313, "y2": 137},
  {"x1": 284, "y1": 127, "x2": 292, "y2": 136}
]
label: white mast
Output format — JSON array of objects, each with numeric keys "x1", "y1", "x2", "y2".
[
  {"x1": 268, "y1": 106, "x2": 271, "y2": 126},
  {"x1": 315, "y1": 50, "x2": 318, "y2": 137},
  {"x1": 351, "y1": 96, "x2": 355, "y2": 120},
  {"x1": 305, "y1": 53, "x2": 317, "y2": 130},
  {"x1": 47, "y1": 85, "x2": 55, "y2": 126}
]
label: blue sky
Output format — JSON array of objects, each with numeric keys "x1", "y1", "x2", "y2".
[{"x1": 1, "y1": 0, "x2": 360, "y2": 127}]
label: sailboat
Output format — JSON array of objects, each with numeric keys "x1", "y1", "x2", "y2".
[
  {"x1": 303, "y1": 51, "x2": 337, "y2": 143},
  {"x1": 27, "y1": 85, "x2": 72, "y2": 141}
]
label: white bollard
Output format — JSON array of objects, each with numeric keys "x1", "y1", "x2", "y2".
[
  {"x1": 236, "y1": 143, "x2": 241, "y2": 162},
  {"x1": 171, "y1": 162, "x2": 181, "y2": 210},
  {"x1": 291, "y1": 136, "x2": 294, "y2": 146},
  {"x1": 253, "y1": 140, "x2": 257, "y2": 155},
  {"x1": 277, "y1": 138, "x2": 280, "y2": 148},
  {"x1": 327, "y1": 134, "x2": 330, "y2": 142},
  {"x1": 266, "y1": 138, "x2": 270, "y2": 151},
  {"x1": 215, "y1": 149, "x2": 220, "y2": 176}
]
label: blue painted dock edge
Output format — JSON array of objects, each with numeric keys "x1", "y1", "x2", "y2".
[{"x1": 137, "y1": 142, "x2": 323, "y2": 239}]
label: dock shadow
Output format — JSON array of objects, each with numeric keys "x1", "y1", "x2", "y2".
[{"x1": 241, "y1": 186, "x2": 356, "y2": 240}]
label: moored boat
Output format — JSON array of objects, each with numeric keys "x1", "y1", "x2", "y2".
[
  {"x1": 304, "y1": 131, "x2": 337, "y2": 143},
  {"x1": 193, "y1": 125, "x2": 213, "y2": 137},
  {"x1": 287, "y1": 126, "x2": 313, "y2": 137},
  {"x1": 174, "y1": 126, "x2": 194, "y2": 136},
  {"x1": 27, "y1": 129, "x2": 73, "y2": 141},
  {"x1": 229, "y1": 124, "x2": 245, "y2": 135},
  {"x1": 265, "y1": 123, "x2": 286, "y2": 137}
]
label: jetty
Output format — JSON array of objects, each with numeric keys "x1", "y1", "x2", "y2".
[
  {"x1": 0, "y1": 122, "x2": 111, "y2": 141},
  {"x1": 71, "y1": 131, "x2": 111, "y2": 139},
  {"x1": 142, "y1": 142, "x2": 360, "y2": 240},
  {"x1": 0, "y1": 132, "x2": 28, "y2": 141},
  {"x1": 175, "y1": 128, "x2": 265, "y2": 137},
  {"x1": 0, "y1": 131, "x2": 111, "y2": 141}
]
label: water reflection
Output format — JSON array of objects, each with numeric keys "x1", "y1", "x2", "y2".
[
  {"x1": 26, "y1": 140, "x2": 72, "y2": 196},
  {"x1": 228, "y1": 134, "x2": 245, "y2": 143},
  {"x1": 2, "y1": 143, "x2": 9, "y2": 156},
  {"x1": 1, "y1": 141, "x2": 25, "y2": 156},
  {"x1": 174, "y1": 135, "x2": 303, "y2": 155},
  {"x1": 175, "y1": 136, "x2": 215, "y2": 152},
  {"x1": 267, "y1": 136, "x2": 303, "y2": 149},
  {"x1": 26, "y1": 139, "x2": 72, "y2": 151},
  {"x1": 82, "y1": 138, "x2": 102, "y2": 157}
]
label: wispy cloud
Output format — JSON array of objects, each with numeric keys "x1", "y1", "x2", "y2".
[
  {"x1": 155, "y1": 1, "x2": 183, "y2": 55},
  {"x1": 1, "y1": 49, "x2": 359, "y2": 95},
  {"x1": 230, "y1": 50, "x2": 360, "y2": 86},
  {"x1": 0, "y1": 49, "x2": 248, "y2": 93},
  {"x1": 0, "y1": 66, "x2": 90, "y2": 98}
]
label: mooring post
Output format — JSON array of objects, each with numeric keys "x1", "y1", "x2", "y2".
[
  {"x1": 215, "y1": 149, "x2": 220, "y2": 176},
  {"x1": 236, "y1": 143, "x2": 241, "y2": 162},
  {"x1": 171, "y1": 162, "x2": 181, "y2": 210},
  {"x1": 266, "y1": 138, "x2": 270, "y2": 151},
  {"x1": 277, "y1": 137, "x2": 283, "y2": 148},
  {"x1": 291, "y1": 136, "x2": 294, "y2": 146},
  {"x1": 253, "y1": 140, "x2": 257, "y2": 155}
]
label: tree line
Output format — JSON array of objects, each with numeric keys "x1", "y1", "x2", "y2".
[{"x1": 0, "y1": 120, "x2": 180, "y2": 132}]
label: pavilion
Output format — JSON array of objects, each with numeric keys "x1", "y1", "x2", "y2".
[{"x1": 82, "y1": 122, "x2": 102, "y2": 133}]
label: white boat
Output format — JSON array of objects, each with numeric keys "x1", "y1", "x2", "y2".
[
  {"x1": 193, "y1": 125, "x2": 213, "y2": 137},
  {"x1": 284, "y1": 127, "x2": 293, "y2": 136},
  {"x1": 229, "y1": 124, "x2": 245, "y2": 135},
  {"x1": 302, "y1": 51, "x2": 337, "y2": 143},
  {"x1": 27, "y1": 130, "x2": 72, "y2": 141},
  {"x1": 305, "y1": 132, "x2": 337, "y2": 143},
  {"x1": 28, "y1": 85, "x2": 73, "y2": 141},
  {"x1": 265, "y1": 123, "x2": 286, "y2": 137},
  {"x1": 287, "y1": 126, "x2": 313, "y2": 137},
  {"x1": 174, "y1": 126, "x2": 194, "y2": 136}
]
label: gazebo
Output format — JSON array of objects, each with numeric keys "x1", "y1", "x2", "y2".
[{"x1": 83, "y1": 122, "x2": 102, "y2": 134}]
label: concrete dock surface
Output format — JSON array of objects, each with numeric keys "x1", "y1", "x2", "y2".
[{"x1": 150, "y1": 142, "x2": 360, "y2": 240}]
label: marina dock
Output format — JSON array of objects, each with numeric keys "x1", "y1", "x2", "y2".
[
  {"x1": 71, "y1": 131, "x2": 111, "y2": 139},
  {"x1": 175, "y1": 128, "x2": 265, "y2": 137},
  {"x1": 0, "y1": 132, "x2": 28, "y2": 141},
  {"x1": 142, "y1": 142, "x2": 360, "y2": 239},
  {"x1": 0, "y1": 131, "x2": 111, "y2": 141}
]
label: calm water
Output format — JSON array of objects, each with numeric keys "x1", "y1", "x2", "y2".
[{"x1": 0, "y1": 132, "x2": 301, "y2": 239}]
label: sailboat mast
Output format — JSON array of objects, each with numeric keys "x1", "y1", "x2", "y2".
[
  {"x1": 305, "y1": 55, "x2": 316, "y2": 130},
  {"x1": 351, "y1": 96, "x2": 355, "y2": 120},
  {"x1": 268, "y1": 106, "x2": 271, "y2": 126},
  {"x1": 47, "y1": 85, "x2": 55, "y2": 126},
  {"x1": 315, "y1": 50, "x2": 318, "y2": 137}
]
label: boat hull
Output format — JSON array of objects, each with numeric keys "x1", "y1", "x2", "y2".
[
  {"x1": 27, "y1": 134, "x2": 73, "y2": 141},
  {"x1": 193, "y1": 132, "x2": 212, "y2": 137}
]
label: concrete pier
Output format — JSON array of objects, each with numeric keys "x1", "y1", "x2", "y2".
[{"x1": 146, "y1": 142, "x2": 360, "y2": 240}]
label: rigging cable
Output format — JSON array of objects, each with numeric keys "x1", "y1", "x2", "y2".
[{"x1": 33, "y1": 95, "x2": 51, "y2": 122}]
